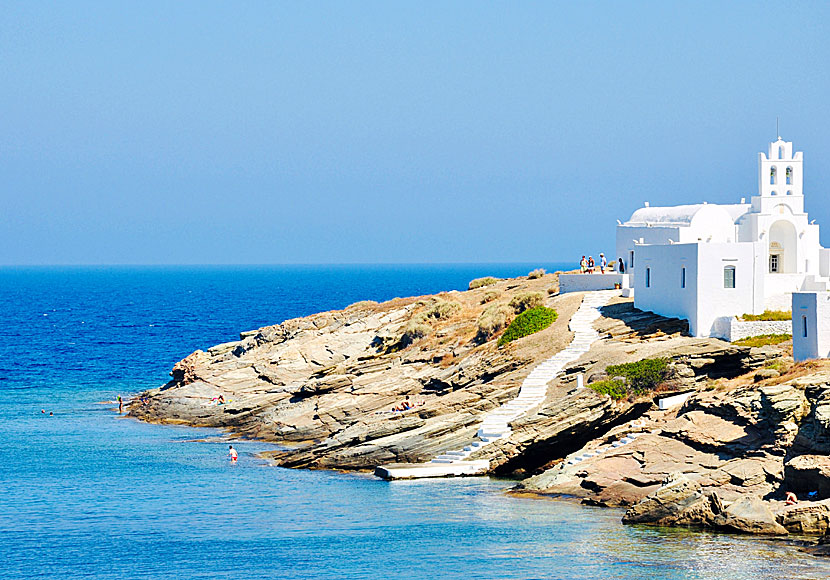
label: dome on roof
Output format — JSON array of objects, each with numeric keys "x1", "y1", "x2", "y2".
[{"x1": 625, "y1": 203, "x2": 750, "y2": 226}]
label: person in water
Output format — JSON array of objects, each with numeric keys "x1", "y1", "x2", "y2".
[
  {"x1": 228, "y1": 445, "x2": 238, "y2": 462},
  {"x1": 118, "y1": 395, "x2": 123, "y2": 414}
]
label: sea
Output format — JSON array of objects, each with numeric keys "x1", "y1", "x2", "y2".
[{"x1": 1, "y1": 264, "x2": 828, "y2": 580}]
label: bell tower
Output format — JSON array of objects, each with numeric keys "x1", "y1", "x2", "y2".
[{"x1": 756, "y1": 137, "x2": 804, "y2": 214}]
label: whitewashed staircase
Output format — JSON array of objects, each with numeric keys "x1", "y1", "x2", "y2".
[{"x1": 428, "y1": 290, "x2": 619, "y2": 466}]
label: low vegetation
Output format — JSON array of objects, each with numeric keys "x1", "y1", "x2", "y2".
[
  {"x1": 528, "y1": 268, "x2": 546, "y2": 279},
  {"x1": 398, "y1": 321, "x2": 431, "y2": 347},
  {"x1": 476, "y1": 303, "x2": 514, "y2": 343},
  {"x1": 469, "y1": 276, "x2": 500, "y2": 290},
  {"x1": 733, "y1": 333, "x2": 791, "y2": 347},
  {"x1": 346, "y1": 300, "x2": 378, "y2": 310},
  {"x1": 741, "y1": 310, "x2": 791, "y2": 321},
  {"x1": 421, "y1": 299, "x2": 461, "y2": 321},
  {"x1": 498, "y1": 306, "x2": 558, "y2": 346},
  {"x1": 481, "y1": 290, "x2": 499, "y2": 304},
  {"x1": 605, "y1": 358, "x2": 670, "y2": 393},
  {"x1": 588, "y1": 379, "x2": 627, "y2": 400},
  {"x1": 509, "y1": 292, "x2": 544, "y2": 313}
]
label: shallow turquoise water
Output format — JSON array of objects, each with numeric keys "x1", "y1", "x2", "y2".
[{"x1": 2, "y1": 265, "x2": 828, "y2": 579}]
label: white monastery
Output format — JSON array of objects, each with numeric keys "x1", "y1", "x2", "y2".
[{"x1": 615, "y1": 136, "x2": 829, "y2": 339}]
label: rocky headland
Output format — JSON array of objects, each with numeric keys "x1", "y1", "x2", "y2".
[{"x1": 131, "y1": 270, "x2": 830, "y2": 544}]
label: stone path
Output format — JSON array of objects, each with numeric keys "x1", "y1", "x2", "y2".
[{"x1": 375, "y1": 290, "x2": 619, "y2": 479}]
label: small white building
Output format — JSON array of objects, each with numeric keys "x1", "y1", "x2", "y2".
[
  {"x1": 616, "y1": 137, "x2": 830, "y2": 338},
  {"x1": 792, "y1": 291, "x2": 830, "y2": 361}
]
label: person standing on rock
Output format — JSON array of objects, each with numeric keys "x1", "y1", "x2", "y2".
[
  {"x1": 118, "y1": 395, "x2": 123, "y2": 414},
  {"x1": 228, "y1": 445, "x2": 238, "y2": 463}
]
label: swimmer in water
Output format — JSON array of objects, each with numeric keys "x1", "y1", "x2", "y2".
[{"x1": 228, "y1": 445, "x2": 238, "y2": 462}]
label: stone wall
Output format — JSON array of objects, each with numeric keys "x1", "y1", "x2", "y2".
[{"x1": 711, "y1": 316, "x2": 792, "y2": 342}]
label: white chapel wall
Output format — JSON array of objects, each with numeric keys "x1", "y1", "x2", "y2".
[
  {"x1": 695, "y1": 242, "x2": 764, "y2": 337},
  {"x1": 632, "y1": 243, "x2": 699, "y2": 332}
]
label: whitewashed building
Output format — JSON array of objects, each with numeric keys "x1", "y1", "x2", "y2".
[{"x1": 616, "y1": 137, "x2": 830, "y2": 338}]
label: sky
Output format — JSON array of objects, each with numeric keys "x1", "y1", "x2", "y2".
[{"x1": 2, "y1": 1, "x2": 830, "y2": 265}]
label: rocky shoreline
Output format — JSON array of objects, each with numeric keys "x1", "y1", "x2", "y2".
[{"x1": 130, "y1": 271, "x2": 830, "y2": 547}]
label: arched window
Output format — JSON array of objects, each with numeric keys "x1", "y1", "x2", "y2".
[
  {"x1": 770, "y1": 166, "x2": 777, "y2": 185},
  {"x1": 723, "y1": 266, "x2": 736, "y2": 288},
  {"x1": 771, "y1": 190, "x2": 778, "y2": 196},
  {"x1": 681, "y1": 267, "x2": 686, "y2": 289},
  {"x1": 645, "y1": 267, "x2": 651, "y2": 288},
  {"x1": 787, "y1": 190, "x2": 793, "y2": 196},
  {"x1": 786, "y1": 166, "x2": 793, "y2": 185},
  {"x1": 803, "y1": 315, "x2": 808, "y2": 338},
  {"x1": 779, "y1": 146, "x2": 785, "y2": 159}
]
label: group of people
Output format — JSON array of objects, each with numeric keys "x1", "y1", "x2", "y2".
[{"x1": 579, "y1": 254, "x2": 625, "y2": 275}]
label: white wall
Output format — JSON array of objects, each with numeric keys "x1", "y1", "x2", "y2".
[
  {"x1": 616, "y1": 225, "x2": 680, "y2": 273},
  {"x1": 712, "y1": 317, "x2": 792, "y2": 342},
  {"x1": 793, "y1": 291, "x2": 830, "y2": 361},
  {"x1": 819, "y1": 248, "x2": 830, "y2": 278},
  {"x1": 695, "y1": 242, "x2": 765, "y2": 337},
  {"x1": 633, "y1": 241, "x2": 765, "y2": 337},
  {"x1": 559, "y1": 273, "x2": 629, "y2": 293},
  {"x1": 632, "y1": 243, "x2": 699, "y2": 332}
]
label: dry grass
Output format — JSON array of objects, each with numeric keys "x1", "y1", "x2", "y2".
[
  {"x1": 469, "y1": 276, "x2": 500, "y2": 290},
  {"x1": 509, "y1": 292, "x2": 544, "y2": 313},
  {"x1": 740, "y1": 310, "x2": 792, "y2": 321},
  {"x1": 421, "y1": 299, "x2": 461, "y2": 321},
  {"x1": 476, "y1": 303, "x2": 514, "y2": 343},
  {"x1": 481, "y1": 290, "x2": 500, "y2": 304},
  {"x1": 528, "y1": 268, "x2": 546, "y2": 279},
  {"x1": 732, "y1": 334, "x2": 792, "y2": 347}
]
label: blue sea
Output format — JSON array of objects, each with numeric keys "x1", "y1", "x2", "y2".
[{"x1": 1, "y1": 264, "x2": 828, "y2": 580}]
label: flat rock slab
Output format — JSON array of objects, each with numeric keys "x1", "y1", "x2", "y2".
[{"x1": 374, "y1": 460, "x2": 490, "y2": 480}]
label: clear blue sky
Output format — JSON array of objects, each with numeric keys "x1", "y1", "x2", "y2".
[{"x1": 3, "y1": 1, "x2": 830, "y2": 265}]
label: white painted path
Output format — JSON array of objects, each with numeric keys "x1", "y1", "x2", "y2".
[{"x1": 375, "y1": 290, "x2": 619, "y2": 479}]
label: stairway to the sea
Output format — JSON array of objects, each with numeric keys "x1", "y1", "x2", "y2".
[{"x1": 374, "y1": 289, "x2": 619, "y2": 479}]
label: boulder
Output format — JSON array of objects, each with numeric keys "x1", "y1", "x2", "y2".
[
  {"x1": 713, "y1": 495, "x2": 789, "y2": 535},
  {"x1": 622, "y1": 473, "x2": 714, "y2": 526},
  {"x1": 778, "y1": 499, "x2": 830, "y2": 535}
]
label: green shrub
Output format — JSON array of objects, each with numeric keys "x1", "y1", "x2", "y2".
[
  {"x1": 421, "y1": 299, "x2": 461, "y2": 321},
  {"x1": 469, "y1": 276, "x2": 500, "y2": 290},
  {"x1": 498, "y1": 306, "x2": 558, "y2": 346},
  {"x1": 605, "y1": 358, "x2": 669, "y2": 393},
  {"x1": 481, "y1": 290, "x2": 500, "y2": 304},
  {"x1": 476, "y1": 303, "x2": 514, "y2": 343},
  {"x1": 509, "y1": 292, "x2": 544, "y2": 313},
  {"x1": 733, "y1": 333, "x2": 791, "y2": 347},
  {"x1": 399, "y1": 321, "x2": 431, "y2": 346},
  {"x1": 741, "y1": 310, "x2": 791, "y2": 321},
  {"x1": 528, "y1": 268, "x2": 546, "y2": 279},
  {"x1": 588, "y1": 379, "x2": 627, "y2": 400}
]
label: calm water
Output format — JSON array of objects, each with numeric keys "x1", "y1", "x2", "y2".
[{"x1": 1, "y1": 264, "x2": 828, "y2": 580}]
